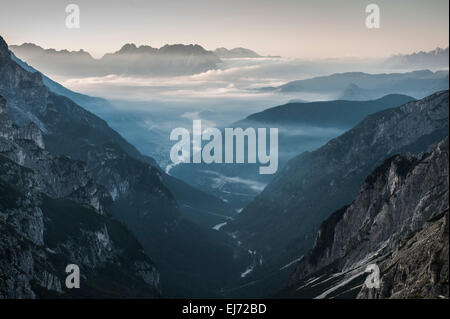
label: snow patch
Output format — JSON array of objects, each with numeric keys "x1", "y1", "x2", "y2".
[
  {"x1": 280, "y1": 256, "x2": 304, "y2": 270},
  {"x1": 212, "y1": 222, "x2": 227, "y2": 231},
  {"x1": 45, "y1": 248, "x2": 56, "y2": 254},
  {"x1": 241, "y1": 266, "x2": 254, "y2": 278}
]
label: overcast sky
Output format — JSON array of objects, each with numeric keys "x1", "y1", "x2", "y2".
[{"x1": 1, "y1": 0, "x2": 448, "y2": 59}]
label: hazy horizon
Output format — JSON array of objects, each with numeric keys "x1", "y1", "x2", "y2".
[
  {"x1": 1, "y1": 0, "x2": 448, "y2": 59},
  {"x1": 6, "y1": 39, "x2": 450, "y2": 61}
]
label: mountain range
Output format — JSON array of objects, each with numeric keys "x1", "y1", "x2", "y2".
[
  {"x1": 0, "y1": 35, "x2": 251, "y2": 297},
  {"x1": 9, "y1": 43, "x2": 266, "y2": 78},
  {"x1": 9, "y1": 42, "x2": 222, "y2": 77},
  {"x1": 263, "y1": 70, "x2": 448, "y2": 100},
  {"x1": 1, "y1": 32, "x2": 448, "y2": 299},
  {"x1": 214, "y1": 47, "x2": 261, "y2": 58},
  {"x1": 223, "y1": 90, "x2": 449, "y2": 296},
  {"x1": 385, "y1": 47, "x2": 449, "y2": 70}
]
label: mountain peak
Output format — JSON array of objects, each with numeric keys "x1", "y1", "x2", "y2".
[
  {"x1": 16, "y1": 42, "x2": 43, "y2": 49},
  {"x1": 214, "y1": 47, "x2": 261, "y2": 58},
  {"x1": 118, "y1": 43, "x2": 139, "y2": 53},
  {"x1": 433, "y1": 47, "x2": 448, "y2": 55}
]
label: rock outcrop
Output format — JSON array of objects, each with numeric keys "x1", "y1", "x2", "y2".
[{"x1": 358, "y1": 210, "x2": 448, "y2": 299}]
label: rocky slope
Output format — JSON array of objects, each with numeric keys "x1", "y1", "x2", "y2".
[
  {"x1": 282, "y1": 137, "x2": 449, "y2": 299},
  {"x1": 0, "y1": 95, "x2": 160, "y2": 298},
  {"x1": 225, "y1": 90, "x2": 449, "y2": 295}
]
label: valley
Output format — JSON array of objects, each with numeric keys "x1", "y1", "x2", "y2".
[{"x1": 1, "y1": 31, "x2": 448, "y2": 299}]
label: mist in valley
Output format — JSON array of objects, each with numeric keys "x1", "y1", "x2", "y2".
[{"x1": 42, "y1": 54, "x2": 447, "y2": 213}]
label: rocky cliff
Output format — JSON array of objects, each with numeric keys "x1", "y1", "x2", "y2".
[
  {"x1": 283, "y1": 137, "x2": 449, "y2": 299},
  {"x1": 0, "y1": 95, "x2": 160, "y2": 298},
  {"x1": 358, "y1": 210, "x2": 448, "y2": 299}
]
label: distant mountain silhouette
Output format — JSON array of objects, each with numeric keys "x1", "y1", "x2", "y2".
[
  {"x1": 214, "y1": 47, "x2": 261, "y2": 58},
  {"x1": 241, "y1": 94, "x2": 415, "y2": 128},
  {"x1": 264, "y1": 70, "x2": 448, "y2": 100},
  {"x1": 385, "y1": 47, "x2": 449, "y2": 69},
  {"x1": 10, "y1": 42, "x2": 221, "y2": 77}
]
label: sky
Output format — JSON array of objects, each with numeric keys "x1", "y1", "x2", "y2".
[{"x1": 0, "y1": 0, "x2": 448, "y2": 59}]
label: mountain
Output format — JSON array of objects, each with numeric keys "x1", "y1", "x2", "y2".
[
  {"x1": 240, "y1": 94, "x2": 415, "y2": 128},
  {"x1": 224, "y1": 90, "x2": 449, "y2": 296},
  {"x1": 100, "y1": 43, "x2": 221, "y2": 76},
  {"x1": 385, "y1": 47, "x2": 449, "y2": 70},
  {"x1": 214, "y1": 47, "x2": 261, "y2": 58},
  {"x1": 0, "y1": 95, "x2": 160, "y2": 298},
  {"x1": 340, "y1": 83, "x2": 372, "y2": 101},
  {"x1": 281, "y1": 137, "x2": 448, "y2": 299},
  {"x1": 9, "y1": 42, "x2": 222, "y2": 77},
  {"x1": 1, "y1": 35, "x2": 250, "y2": 297},
  {"x1": 170, "y1": 94, "x2": 415, "y2": 210},
  {"x1": 9, "y1": 43, "x2": 97, "y2": 78},
  {"x1": 267, "y1": 70, "x2": 448, "y2": 100},
  {"x1": 10, "y1": 52, "x2": 111, "y2": 111}
]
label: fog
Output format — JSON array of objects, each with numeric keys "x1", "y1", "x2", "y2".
[
  {"x1": 59, "y1": 57, "x2": 395, "y2": 102},
  {"x1": 54, "y1": 56, "x2": 446, "y2": 170}
]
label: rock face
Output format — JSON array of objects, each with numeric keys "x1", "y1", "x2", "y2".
[
  {"x1": 0, "y1": 96, "x2": 160, "y2": 298},
  {"x1": 358, "y1": 211, "x2": 448, "y2": 299},
  {"x1": 225, "y1": 90, "x2": 449, "y2": 295},
  {"x1": 282, "y1": 137, "x2": 449, "y2": 299}
]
